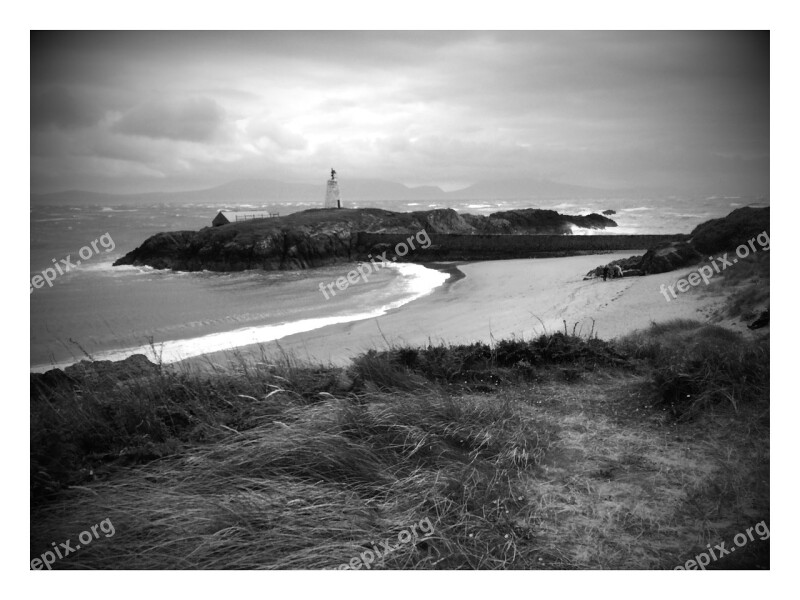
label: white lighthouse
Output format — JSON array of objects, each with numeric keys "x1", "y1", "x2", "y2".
[{"x1": 324, "y1": 168, "x2": 342, "y2": 209}]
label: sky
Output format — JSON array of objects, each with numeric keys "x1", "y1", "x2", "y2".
[{"x1": 30, "y1": 31, "x2": 769, "y2": 196}]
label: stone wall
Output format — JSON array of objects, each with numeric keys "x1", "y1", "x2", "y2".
[{"x1": 353, "y1": 232, "x2": 687, "y2": 261}]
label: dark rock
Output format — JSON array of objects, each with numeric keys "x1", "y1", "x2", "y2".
[
  {"x1": 747, "y1": 309, "x2": 769, "y2": 330},
  {"x1": 585, "y1": 254, "x2": 645, "y2": 279},
  {"x1": 488, "y1": 209, "x2": 617, "y2": 234},
  {"x1": 639, "y1": 241, "x2": 703, "y2": 274},
  {"x1": 419, "y1": 209, "x2": 475, "y2": 234},
  {"x1": 689, "y1": 206, "x2": 770, "y2": 255},
  {"x1": 586, "y1": 207, "x2": 769, "y2": 279},
  {"x1": 461, "y1": 213, "x2": 514, "y2": 233},
  {"x1": 602, "y1": 209, "x2": 616, "y2": 215}
]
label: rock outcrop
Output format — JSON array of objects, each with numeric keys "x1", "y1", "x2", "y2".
[
  {"x1": 463, "y1": 209, "x2": 616, "y2": 235},
  {"x1": 638, "y1": 241, "x2": 704, "y2": 274},
  {"x1": 584, "y1": 206, "x2": 769, "y2": 279},
  {"x1": 688, "y1": 206, "x2": 770, "y2": 255},
  {"x1": 584, "y1": 254, "x2": 648, "y2": 279}
]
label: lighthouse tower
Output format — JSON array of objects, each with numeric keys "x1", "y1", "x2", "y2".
[{"x1": 324, "y1": 168, "x2": 342, "y2": 208}]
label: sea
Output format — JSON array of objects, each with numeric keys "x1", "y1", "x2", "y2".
[{"x1": 30, "y1": 195, "x2": 768, "y2": 371}]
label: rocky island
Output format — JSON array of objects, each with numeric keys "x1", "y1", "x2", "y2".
[{"x1": 113, "y1": 207, "x2": 639, "y2": 272}]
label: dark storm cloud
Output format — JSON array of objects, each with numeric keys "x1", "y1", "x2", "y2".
[
  {"x1": 112, "y1": 97, "x2": 227, "y2": 142},
  {"x1": 31, "y1": 87, "x2": 103, "y2": 130},
  {"x1": 29, "y1": 31, "x2": 769, "y2": 195}
]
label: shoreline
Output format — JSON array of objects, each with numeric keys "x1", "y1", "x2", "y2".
[
  {"x1": 30, "y1": 261, "x2": 456, "y2": 373},
  {"x1": 32, "y1": 251, "x2": 751, "y2": 375},
  {"x1": 423, "y1": 261, "x2": 467, "y2": 288},
  {"x1": 175, "y1": 251, "x2": 740, "y2": 372}
]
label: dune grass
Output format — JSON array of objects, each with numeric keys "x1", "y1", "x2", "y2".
[
  {"x1": 32, "y1": 378, "x2": 550, "y2": 568},
  {"x1": 30, "y1": 327, "x2": 769, "y2": 569},
  {"x1": 702, "y1": 251, "x2": 770, "y2": 322},
  {"x1": 350, "y1": 330, "x2": 630, "y2": 392},
  {"x1": 618, "y1": 320, "x2": 769, "y2": 418}
]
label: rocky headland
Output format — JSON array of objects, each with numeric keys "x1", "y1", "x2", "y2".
[{"x1": 585, "y1": 206, "x2": 770, "y2": 278}]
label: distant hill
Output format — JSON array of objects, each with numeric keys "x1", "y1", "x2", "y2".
[
  {"x1": 31, "y1": 178, "x2": 447, "y2": 206},
  {"x1": 31, "y1": 177, "x2": 664, "y2": 206}
]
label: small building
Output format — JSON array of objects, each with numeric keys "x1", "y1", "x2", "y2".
[{"x1": 212, "y1": 210, "x2": 276, "y2": 227}]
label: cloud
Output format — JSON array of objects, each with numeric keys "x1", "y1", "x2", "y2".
[
  {"x1": 112, "y1": 97, "x2": 227, "y2": 142},
  {"x1": 29, "y1": 31, "x2": 769, "y2": 196},
  {"x1": 31, "y1": 87, "x2": 103, "y2": 131},
  {"x1": 245, "y1": 117, "x2": 308, "y2": 151}
]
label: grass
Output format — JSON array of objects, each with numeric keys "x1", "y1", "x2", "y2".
[
  {"x1": 350, "y1": 329, "x2": 630, "y2": 392},
  {"x1": 690, "y1": 250, "x2": 770, "y2": 323},
  {"x1": 30, "y1": 328, "x2": 769, "y2": 569},
  {"x1": 618, "y1": 320, "x2": 769, "y2": 418},
  {"x1": 712, "y1": 251, "x2": 770, "y2": 321}
]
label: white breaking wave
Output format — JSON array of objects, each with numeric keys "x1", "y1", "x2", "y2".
[{"x1": 30, "y1": 262, "x2": 450, "y2": 372}]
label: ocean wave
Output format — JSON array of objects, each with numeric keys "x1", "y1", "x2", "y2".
[
  {"x1": 75, "y1": 257, "x2": 122, "y2": 272},
  {"x1": 667, "y1": 212, "x2": 709, "y2": 219},
  {"x1": 106, "y1": 263, "x2": 156, "y2": 274},
  {"x1": 30, "y1": 263, "x2": 450, "y2": 372}
]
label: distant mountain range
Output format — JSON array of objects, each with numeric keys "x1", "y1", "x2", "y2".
[{"x1": 31, "y1": 177, "x2": 670, "y2": 206}]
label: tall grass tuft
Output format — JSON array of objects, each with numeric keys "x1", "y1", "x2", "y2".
[
  {"x1": 350, "y1": 333, "x2": 630, "y2": 391},
  {"x1": 618, "y1": 320, "x2": 769, "y2": 418},
  {"x1": 32, "y1": 375, "x2": 551, "y2": 569}
]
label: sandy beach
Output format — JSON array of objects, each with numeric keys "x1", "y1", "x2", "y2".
[{"x1": 185, "y1": 251, "x2": 736, "y2": 370}]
